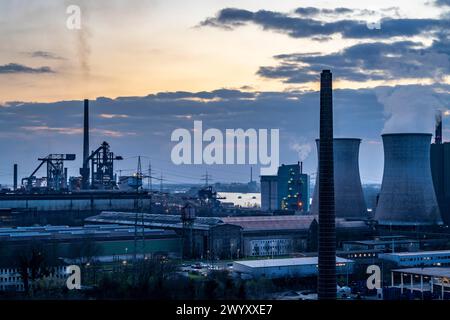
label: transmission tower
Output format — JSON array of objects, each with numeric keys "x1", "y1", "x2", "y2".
[{"x1": 201, "y1": 169, "x2": 212, "y2": 186}]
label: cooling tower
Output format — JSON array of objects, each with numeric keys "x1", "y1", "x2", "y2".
[
  {"x1": 311, "y1": 138, "x2": 367, "y2": 219},
  {"x1": 375, "y1": 133, "x2": 442, "y2": 226}
]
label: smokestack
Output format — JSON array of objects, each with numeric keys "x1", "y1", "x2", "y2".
[
  {"x1": 83, "y1": 99, "x2": 89, "y2": 165},
  {"x1": 13, "y1": 164, "x2": 17, "y2": 191},
  {"x1": 318, "y1": 70, "x2": 336, "y2": 300},
  {"x1": 64, "y1": 167, "x2": 68, "y2": 188},
  {"x1": 80, "y1": 99, "x2": 90, "y2": 189},
  {"x1": 435, "y1": 110, "x2": 442, "y2": 144}
]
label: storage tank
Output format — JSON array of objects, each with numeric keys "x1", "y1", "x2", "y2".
[
  {"x1": 375, "y1": 133, "x2": 442, "y2": 226},
  {"x1": 310, "y1": 138, "x2": 367, "y2": 219}
]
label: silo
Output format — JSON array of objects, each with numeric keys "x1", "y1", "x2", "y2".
[
  {"x1": 375, "y1": 133, "x2": 442, "y2": 226},
  {"x1": 310, "y1": 138, "x2": 367, "y2": 219}
]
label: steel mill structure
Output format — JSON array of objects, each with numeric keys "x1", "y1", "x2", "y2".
[
  {"x1": 375, "y1": 133, "x2": 442, "y2": 226},
  {"x1": 317, "y1": 69, "x2": 336, "y2": 300},
  {"x1": 311, "y1": 138, "x2": 367, "y2": 219}
]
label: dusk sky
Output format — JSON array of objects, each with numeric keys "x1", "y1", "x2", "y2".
[{"x1": 0, "y1": 0, "x2": 449, "y2": 186}]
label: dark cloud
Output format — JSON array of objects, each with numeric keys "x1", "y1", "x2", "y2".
[
  {"x1": 257, "y1": 40, "x2": 450, "y2": 82},
  {"x1": 295, "y1": 7, "x2": 353, "y2": 16},
  {"x1": 28, "y1": 51, "x2": 64, "y2": 60},
  {"x1": 2, "y1": 84, "x2": 449, "y2": 185},
  {"x1": 147, "y1": 89, "x2": 255, "y2": 100},
  {"x1": 200, "y1": 8, "x2": 448, "y2": 39},
  {"x1": 0, "y1": 87, "x2": 388, "y2": 185},
  {"x1": 0, "y1": 63, "x2": 54, "y2": 74},
  {"x1": 434, "y1": 0, "x2": 450, "y2": 6}
]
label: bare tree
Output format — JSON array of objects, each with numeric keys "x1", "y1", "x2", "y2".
[{"x1": 15, "y1": 244, "x2": 50, "y2": 294}]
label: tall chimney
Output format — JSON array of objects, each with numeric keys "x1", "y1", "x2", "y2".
[
  {"x1": 13, "y1": 164, "x2": 18, "y2": 191},
  {"x1": 81, "y1": 99, "x2": 90, "y2": 189},
  {"x1": 318, "y1": 70, "x2": 336, "y2": 300},
  {"x1": 435, "y1": 110, "x2": 442, "y2": 144},
  {"x1": 64, "y1": 167, "x2": 68, "y2": 189}
]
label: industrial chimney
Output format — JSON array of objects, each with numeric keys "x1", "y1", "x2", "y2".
[
  {"x1": 311, "y1": 138, "x2": 367, "y2": 219},
  {"x1": 80, "y1": 99, "x2": 90, "y2": 189},
  {"x1": 430, "y1": 113, "x2": 450, "y2": 226},
  {"x1": 435, "y1": 110, "x2": 442, "y2": 145},
  {"x1": 13, "y1": 164, "x2": 18, "y2": 191},
  {"x1": 375, "y1": 133, "x2": 442, "y2": 226},
  {"x1": 317, "y1": 70, "x2": 336, "y2": 300}
]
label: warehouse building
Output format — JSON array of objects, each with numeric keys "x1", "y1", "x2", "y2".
[
  {"x1": 0, "y1": 224, "x2": 182, "y2": 292},
  {"x1": 379, "y1": 250, "x2": 450, "y2": 267},
  {"x1": 87, "y1": 212, "x2": 373, "y2": 259},
  {"x1": 86, "y1": 212, "x2": 243, "y2": 260},
  {"x1": 0, "y1": 224, "x2": 182, "y2": 264},
  {"x1": 233, "y1": 257, "x2": 354, "y2": 279},
  {"x1": 342, "y1": 237, "x2": 420, "y2": 252},
  {"x1": 221, "y1": 215, "x2": 372, "y2": 257}
]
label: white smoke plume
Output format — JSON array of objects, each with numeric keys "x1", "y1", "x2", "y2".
[
  {"x1": 375, "y1": 85, "x2": 447, "y2": 134},
  {"x1": 289, "y1": 142, "x2": 312, "y2": 161}
]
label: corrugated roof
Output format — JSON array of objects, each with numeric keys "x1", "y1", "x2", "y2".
[
  {"x1": 222, "y1": 215, "x2": 366, "y2": 231},
  {"x1": 88, "y1": 211, "x2": 225, "y2": 230},
  {"x1": 0, "y1": 224, "x2": 176, "y2": 241}
]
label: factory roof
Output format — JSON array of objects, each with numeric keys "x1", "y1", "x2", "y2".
[
  {"x1": 87, "y1": 211, "x2": 226, "y2": 231},
  {"x1": 221, "y1": 215, "x2": 367, "y2": 231},
  {"x1": 392, "y1": 267, "x2": 450, "y2": 278},
  {"x1": 0, "y1": 224, "x2": 177, "y2": 242},
  {"x1": 381, "y1": 250, "x2": 450, "y2": 257},
  {"x1": 344, "y1": 239, "x2": 419, "y2": 245},
  {"x1": 234, "y1": 257, "x2": 352, "y2": 269},
  {"x1": 87, "y1": 212, "x2": 368, "y2": 232}
]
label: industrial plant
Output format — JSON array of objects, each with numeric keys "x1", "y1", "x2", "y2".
[{"x1": 1, "y1": 70, "x2": 450, "y2": 302}]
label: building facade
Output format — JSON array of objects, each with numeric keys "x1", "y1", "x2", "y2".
[
  {"x1": 277, "y1": 163, "x2": 310, "y2": 213},
  {"x1": 260, "y1": 175, "x2": 278, "y2": 211},
  {"x1": 233, "y1": 257, "x2": 354, "y2": 279}
]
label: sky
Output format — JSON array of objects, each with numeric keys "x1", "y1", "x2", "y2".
[{"x1": 0, "y1": 0, "x2": 449, "y2": 186}]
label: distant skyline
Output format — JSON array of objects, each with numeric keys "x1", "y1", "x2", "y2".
[{"x1": 0, "y1": 0, "x2": 449, "y2": 185}]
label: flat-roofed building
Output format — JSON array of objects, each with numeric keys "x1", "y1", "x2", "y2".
[
  {"x1": 379, "y1": 250, "x2": 450, "y2": 267},
  {"x1": 87, "y1": 212, "x2": 243, "y2": 260},
  {"x1": 88, "y1": 212, "x2": 373, "y2": 258},
  {"x1": 0, "y1": 224, "x2": 182, "y2": 264},
  {"x1": 342, "y1": 238, "x2": 420, "y2": 252},
  {"x1": 233, "y1": 257, "x2": 354, "y2": 279},
  {"x1": 0, "y1": 224, "x2": 183, "y2": 292},
  {"x1": 222, "y1": 215, "x2": 372, "y2": 257}
]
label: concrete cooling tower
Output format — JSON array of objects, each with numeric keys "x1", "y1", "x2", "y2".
[
  {"x1": 375, "y1": 133, "x2": 442, "y2": 226},
  {"x1": 311, "y1": 138, "x2": 367, "y2": 219}
]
